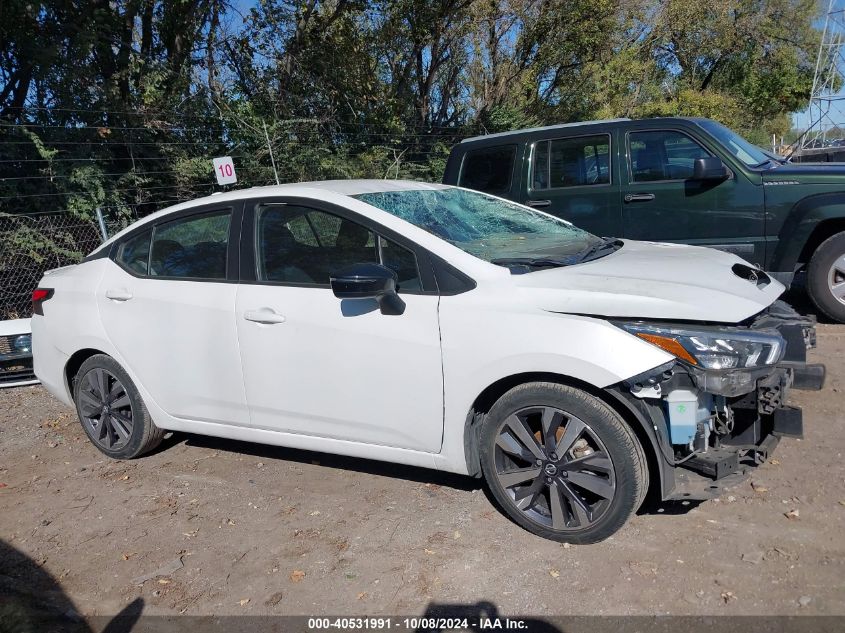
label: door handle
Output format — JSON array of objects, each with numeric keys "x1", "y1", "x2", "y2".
[
  {"x1": 624, "y1": 193, "x2": 655, "y2": 203},
  {"x1": 105, "y1": 288, "x2": 133, "y2": 302},
  {"x1": 526, "y1": 199, "x2": 551, "y2": 208},
  {"x1": 244, "y1": 308, "x2": 287, "y2": 324}
]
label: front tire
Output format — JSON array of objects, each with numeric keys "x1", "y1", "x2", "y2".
[
  {"x1": 479, "y1": 382, "x2": 647, "y2": 544},
  {"x1": 807, "y1": 231, "x2": 845, "y2": 323},
  {"x1": 73, "y1": 354, "x2": 164, "y2": 459}
]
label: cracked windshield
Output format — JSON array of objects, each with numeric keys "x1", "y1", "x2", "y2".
[{"x1": 354, "y1": 188, "x2": 604, "y2": 266}]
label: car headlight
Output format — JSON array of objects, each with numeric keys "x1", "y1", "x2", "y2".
[
  {"x1": 13, "y1": 334, "x2": 32, "y2": 354},
  {"x1": 616, "y1": 323, "x2": 784, "y2": 370}
]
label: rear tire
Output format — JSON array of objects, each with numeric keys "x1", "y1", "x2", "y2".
[
  {"x1": 73, "y1": 354, "x2": 164, "y2": 459},
  {"x1": 807, "y1": 231, "x2": 845, "y2": 323},
  {"x1": 479, "y1": 382, "x2": 646, "y2": 544}
]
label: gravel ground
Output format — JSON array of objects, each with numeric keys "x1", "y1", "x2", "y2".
[{"x1": 0, "y1": 326, "x2": 843, "y2": 620}]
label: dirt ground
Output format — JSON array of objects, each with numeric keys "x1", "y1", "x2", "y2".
[{"x1": 1, "y1": 326, "x2": 844, "y2": 620}]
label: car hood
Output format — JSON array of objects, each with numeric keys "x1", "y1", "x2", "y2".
[
  {"x1": 765, "y1": 162, "x2": 845, "y2": 183},
  {"x1": 512, "y1": 240, "x2": 784, "y2": 323}
]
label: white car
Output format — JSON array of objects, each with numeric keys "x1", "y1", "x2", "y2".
[
  {"x1": 0, "y1": 318, "x2": 37, "y2": 388},
  {"x1": 32, "y1": 181, "x2": 823, "y2": 543}
]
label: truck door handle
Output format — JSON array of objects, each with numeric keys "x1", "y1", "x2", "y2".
[
  {"x1": 105, "y1": 288, "x2": 133, "y2": 302},
  {"x1": 244, "y1": 308, "x2": 287, "y2": 324},
  {"x1": 526, "y1": 199, "x2": 551, "y2": 208},
  {"x1": 624, "y1": 193, "x2": 655, "y2": 203}
]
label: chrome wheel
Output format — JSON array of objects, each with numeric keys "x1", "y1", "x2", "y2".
[
  {"x1": 827, "y1": 253, "x2": 845, "y2": 306},
  {"x1": 493, "y1": 405, "x2": 616, "y2": 531},
  {"x1": 77, "y1": 367, "x2": 135, "y2": 451}
]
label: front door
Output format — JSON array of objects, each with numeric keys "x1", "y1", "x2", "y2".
[
  {"x1": 620, "y1": 129, "x2": 766, "y2": 266},
  {"x1": 523, "y1": 132, "x2": 623, "y2": 238},
  {"x1": 235, "y1": 200, "x2": 444, "y2": 452}
]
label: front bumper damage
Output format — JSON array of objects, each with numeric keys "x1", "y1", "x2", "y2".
[{"x1": 612, "y1": 301, "x2": 824, "y2": 501}]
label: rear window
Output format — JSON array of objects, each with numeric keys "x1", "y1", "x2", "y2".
[
  {"x1": 458, "y1": 145, "x2": 516, "y2": 194},
  {"x1": 149, "y1": 211, "x2": 231, "y2": 279}
]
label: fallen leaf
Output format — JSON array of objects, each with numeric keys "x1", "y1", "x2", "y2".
[
  {"x1": 0, "y1": 483, "x2": 7, "y2": 489},
  {"x1": 721, "y1": 591, "x2": 736, "y2": 603},
  {"x1": 357, "y1": 592, "x2": 368, "y2": 600},
  {"x1": 838, "y1": 501, "x2": 845, "y2": 507},
  {"x1": 226, "y1": 519, "x2": 236, "y2": 525},
  {"x1": 424, "y1": 548, "x2": 435, "y2": 555},
  {"x1": 784, "y1": 509, "x2": 800, "y2": 520},
  {"x1": 158, "y1": 579, "x2": 170, "y2": 585},
  {"x1": 120, "y1": 475, "x2": 130, "y2": 481},
  {"x1": 770, "y1": 459, "x2": 781, "y2": 465},
  {"x1": 309, "y1": 510, "x2": 321, "y2": 516},
  {"x1": 265, "y1": 592, "x2": 283, "y2": 607},
  {"x1": 289, "y1": 570, "x2": 306, "y2": 583},
  {"x1": 751, "y1": 482, "x2": 768, "y2": 493},
  {"x1": 561, "y1": 542, "x2": 571, "y2": 549},
  {"x1": 549, "y1": 570, "x2": 560, "y2": 578},
  {"x1": 239, "y1": 598, "x2": 250, "y2": 606}
]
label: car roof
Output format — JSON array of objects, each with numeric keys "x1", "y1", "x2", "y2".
[
  {"x1": 460, "y1": 118, "x2": 632, "y2": 143},
  {"x1": 96, "y1": 179, "x2": 451, "y2": 248}
]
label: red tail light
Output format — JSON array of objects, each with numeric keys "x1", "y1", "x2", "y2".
[{"x1": 32, "y1": 288, "x2": 54, "y2": 315}]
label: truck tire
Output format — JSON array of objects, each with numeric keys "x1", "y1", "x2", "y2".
[
  {"x1": 479, "y1": 382, "x2": 647, "y2": 544},
  {"x1": 807, "y1": 231, "x2": 845, "y2": 323}
]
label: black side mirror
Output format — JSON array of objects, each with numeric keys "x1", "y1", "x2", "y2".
[
  {"x1": 692, "y1": 156, "x2": 729, "y2": 181},
  {"x1": 330, "y1": 263, "x2": 405, "y2": 315}
]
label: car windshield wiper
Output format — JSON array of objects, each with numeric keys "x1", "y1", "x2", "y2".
[
  {"x1": 573, "y1": 237, "x2": 623, "y2": 263},
  {"x1": 491, "y1": 256, "x2": 579, "y2": 269}
]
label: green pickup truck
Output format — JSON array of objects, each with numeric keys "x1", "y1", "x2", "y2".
[{"x1": 442, "y1": 117, "x2": 845, "y2": 322}]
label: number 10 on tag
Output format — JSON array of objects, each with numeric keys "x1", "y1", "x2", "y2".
[{"x1": 213, "y1": 157, "x2": 237, "y2": 185}]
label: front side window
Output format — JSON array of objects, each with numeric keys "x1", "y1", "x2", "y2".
[
  {"x1": 532, "y1": 135, "x2": 610, "y2": 189},
  {"x1": 458, "y1": 145, "x2": 516, "y2": 194},
  {"x1": 256, "y1": 205, "x2": 421, "y2": 291},
  {"x1": 354, "y1": 188, "x2": 601, "y2": 264},
  {"x1": 149, "y1": 211, "x2": 230, "y2": 279},
  {"x1": 629, "y1": 131, "x2": 711, "y2": 182}
]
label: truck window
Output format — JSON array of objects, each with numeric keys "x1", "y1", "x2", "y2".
[
  {"x1": 458, "y1": 145, "x2": 516, "y2": 194},
  {"x1": 532, "y1": 135, "x2": 610, "y2": 190},
  {"x1": 628, "y1": 131, "x2": 711, "y2": 182}
]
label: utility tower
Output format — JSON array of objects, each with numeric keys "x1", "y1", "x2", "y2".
[{"x1": 804, "y1": 0, "x2": 845, "y2": 147}]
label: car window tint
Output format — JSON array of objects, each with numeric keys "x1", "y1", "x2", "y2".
[
  {"x1": 116, "y1": 230, "x2": 151, "y2": 274},
  {"x1": 257, "y1": 205, "x2": 378, "y2": 285},
  {"x1": 629, "y1": 131, "x2": 711, "y2": 182},
  {"x1": 458, "y1": 145, "x2": 516, "y2": 194},
  {"x1": 533, "y1": 135, "x2": 610, "y2": 189},
  {"x1": 149, "y1": 211, "x2": 230, "y2": 279},
  {"x1": 379, "y1": 236, "x2": 421, "y2": 292}
]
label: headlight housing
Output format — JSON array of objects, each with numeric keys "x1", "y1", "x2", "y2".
[{"x1": 616, "y1": 322, "x2": 785, "y2": 370}]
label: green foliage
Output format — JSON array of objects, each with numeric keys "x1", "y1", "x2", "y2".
[{"x1": 0, "y1": 0, "x2": 832, "y2": 221}]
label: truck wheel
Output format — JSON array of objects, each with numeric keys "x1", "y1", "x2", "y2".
[
  {"x1": 807, "y1": 231, "x2": 845, "y2": 323},
  {"x1": 479, "y1": 382, "x2": 647, "y2": 544}
]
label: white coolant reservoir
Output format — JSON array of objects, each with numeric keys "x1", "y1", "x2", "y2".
[{"x1": 665, "y1": 389, "x2": 713, "y2": 446}]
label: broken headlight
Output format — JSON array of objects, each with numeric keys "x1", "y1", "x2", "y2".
[{"x1": 616, "y1": 323, "x2": 785, "y2": 370}]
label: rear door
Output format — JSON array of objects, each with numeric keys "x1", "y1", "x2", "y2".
[
  {"x1": 620, "y1": 127, "x2": 766, "y2": 265},
  {"x1": 234, "y1": 197, "x2": 444, "y2": 452},
  {"x1": 523, "y1": 132, "x2": 622, "y2": 238},
  {"x1": 97, "y1": 203, "x2": 249, "y2": 425}
]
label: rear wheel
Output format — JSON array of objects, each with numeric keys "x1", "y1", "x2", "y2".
[
  {"x1": 73, "y1": 354, "x2": 164, "y2": 459},
  {"x1": 807, "y1": 231, "x2": 845, "y2": 323},
  {"x1": 479, "y1": 382, "x2": 647, "y2": 544}
]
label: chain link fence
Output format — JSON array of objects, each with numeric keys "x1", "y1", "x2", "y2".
[{"x1": 0, "y1": 212, "x2": 120, "y2": 320}]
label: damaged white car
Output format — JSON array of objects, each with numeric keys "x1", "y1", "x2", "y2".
[{"x1": 32, "y1": 181, "x2": 823, "y2": 543}]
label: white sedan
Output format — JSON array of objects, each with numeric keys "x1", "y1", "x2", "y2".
[
  {"x1": 32, "y1": 180, "x2": 820, "y2": 542},
  {"x1": 0, "y1": 318, "x2": 37, "y2": 388}
]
